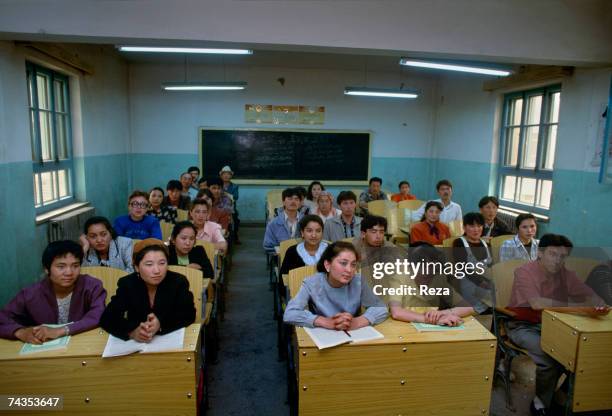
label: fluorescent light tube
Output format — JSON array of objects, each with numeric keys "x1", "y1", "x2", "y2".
[
  {"x1": 119, "y1": 46, "x2": 253, "y2": 55},
  {"x1": 344, "y1": 87, "x2": 418, "y2": 99},
  {"x1": 162, "y1": 82, "x2": 247, "y2": 91},
  {"x1": 400, "y1": 59, "x2": 511, "y2": 76}
]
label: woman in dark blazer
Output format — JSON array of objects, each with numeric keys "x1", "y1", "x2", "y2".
[
  {"x1": 100, "y1": 239, "x2": 195, "y2": 342},
  {"x1": 167, "y1": 221, "x2": 214, "y2": 279}
]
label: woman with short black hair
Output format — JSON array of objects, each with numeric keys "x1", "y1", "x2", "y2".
[
  {"x1": 167, "y1": 221, "x2": 214, "y2": 278},
  {"x1": 80, "y1": 216, "x2": 133, "y2": 272},
  {"x1": 499, "y1": 213, "x2": 539, "y2": 262},
  {"x1": 478, "y1": 196, "x2": 511, "y2": 241},
  {"x1": 100, "y1": 239, "x2": 195, "y2": 341},
  {"x1": 0, "y1": 241, "x2": 106, "y2": 343}
]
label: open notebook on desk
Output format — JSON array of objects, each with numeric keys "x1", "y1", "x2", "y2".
[
  {"x1": 411, "y1": 322, "x2": 465, "y2": 331},
  {"x1": 19, "y1": 323, "x2": 72, "y2": 355},
  {"x1": 102, "y1": 327, "x2": 185, "y2": 358},
  {"x1": 304, "y1": 326, "x2": 384, "y2": 350}
]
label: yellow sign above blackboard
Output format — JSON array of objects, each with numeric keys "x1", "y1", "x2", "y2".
[{"x1": 245, "y1": 104, "x2": 325, "y2": 125}]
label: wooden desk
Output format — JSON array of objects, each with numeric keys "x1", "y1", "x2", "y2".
[
  {"x1": 295, "y1": 317, "x2": 496, "y2": 415},
  {"x1": 541, "y1": 311, "x2": 612, "y2": 413},
  {"x1": 0, "y1": 324, "x2": 201, "y2": 415}
]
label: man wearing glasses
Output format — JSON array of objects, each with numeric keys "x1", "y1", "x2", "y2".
[{"x1": 113, "y1": 190, "x2": 162, "y2": 240}]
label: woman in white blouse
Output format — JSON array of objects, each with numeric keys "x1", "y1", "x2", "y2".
[
  {"x1": 280, "y1": 215, "x2": 329, "y2": 275},
  {"x1": 304, "y1": 181, "x2": 324, "y2": 212}
]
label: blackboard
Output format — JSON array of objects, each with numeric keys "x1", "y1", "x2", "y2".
[{"x1": 199, "y1": 128, "x2": 371, "y2": 184}]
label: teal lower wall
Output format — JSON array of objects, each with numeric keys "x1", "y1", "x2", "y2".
[
  {"x1": 433, "y1": 161, "x2": 612, "y2": 247},
  {"x1": 78, "y1": 154, "x2": 130, "y2": 220},
  {"x1": 0, "y1": 161, "x2": 47, "y2": 306},
  {"x1": 431, "y1": 158, "x2": 493, "y2": 213},
  {"x1": 548, "y1": 169, "x2": 612, "y2": 247},
  {"x1": 0, "y1": 154, "x2": 129, "y2": 306},
  {"x1": 371, "y1": 157, "x2": 432, "y2": 201}
]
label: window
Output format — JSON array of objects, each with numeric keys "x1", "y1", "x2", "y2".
[
  {"x1": 498, "y1": 85, "x2": 560, "y2": 214},
  {"x1": 27, "y1": 62, "x2": 74, "y2": 212}
]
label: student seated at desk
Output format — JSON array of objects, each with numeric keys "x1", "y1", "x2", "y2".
[
  {"x1": 147, "y1": 186, "x2": 178, "y2": 224},
  {"x1": 80, "y1": 216, "x2": 134, "y2": 272},
  {"x1": 197, "y1": 188, "x2": 231, "y2": 231},
  {"x1": 499, "y1": 213, "x2": 539, "y2": 262},
  {"x1": 113, "y1": 190, "x2": 162, "y2": 240},
  {"x1": 190, "y1": 198, "x2": 227, "y2": 254},
  {"x1": 358, "y1": 176, "x2": 387, "y2": 215},
  {"x1": 311, "y1": 191, "x2": 340, "y2": 223},
  {"x1": 452, "y1": 213, "x2": 492, "y2": 267},
  {"x1": 323, "y1": 191, "x2": 362, "y2": 242},
  {"x1": 274, "y1": 186, "x2": 311, "y2": 217},
  {"x1": 167, "y1": 222, "x2": 214, "y2": 278},
  {"x1": 188, "y1": 166, "x2": 201, "y2": 193},
  {"x1": 411, "y1": 179, "x2": 462, "y2": 223},
  {"x1": 0, "y1": 240, "x2": 107, "y2": 343},
  {"x1": 295, "y1": 186, "x2": 311, "y2": 216},
  {"x1": 280, "y1": 215, "x2": 329, "y2": 276},
  {"x1": 180, "y1": 171, "x2": 198, "y2": 201},
  {"x1": 100, "y1": 239, "x2": 196, "y2": 342},
  {"x1": 410, "y1": 201, "x2": 451, "y2": 246},
  {"x1": 207, "y1": 177, "x2": 234, "y2": 215},
  {"x1": 451, "y1": 212, "x2": 493, "y2": 315},
  {"x1": 506, "y1": 234, "x2": 608, "y2": 415},
  {"x1": 391, "y1": 180, "x2": 417, "y2": 202},
  {"x1": 283, "y1": 241, "x2": 387, "y2": 329},
  {"x1": 220, "y1": 165, "x2": 241, "y2": 244},
  {"x1": 478, "y1": 196, "x2": 511, "y2": 242},
  {"x1": 304, "y1": 181, "x2": 324, "y2": 212},
  {"x1": 263, "y1": 187, "x2": 304, "y2": 252},
  {"x1": 165, "y1": 180, "x2": 192, "y2": 210},
  {"x1": 385, "y1": 243, "x2": 474, "y2": 326}
]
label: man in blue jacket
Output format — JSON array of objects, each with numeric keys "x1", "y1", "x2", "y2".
[{"x1": 263, "y1": 187, "x2": 303, "y2": 252}]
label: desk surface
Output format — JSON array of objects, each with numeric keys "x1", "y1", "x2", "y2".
[
  {"x1": 296, "y1": 316, "x2": 494, "y2": 348},
  {"x1": 544, "y1": 310, "x2": 612, "y2": 332},
  {"x1": 0, "y1": 324, "x2": 201, "y2": 361}
]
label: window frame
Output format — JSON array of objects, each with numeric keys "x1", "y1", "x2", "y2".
[
  {"x1": 497, "y1": 84, "x2": 561, "y2": 215},
  {"x1": 27, "y1": 61, "x2": 75, "y2": 213}
]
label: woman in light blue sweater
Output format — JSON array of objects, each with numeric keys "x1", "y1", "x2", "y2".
[{"x1": 284, "y1": 241, "x2": 388, "y2": 330}]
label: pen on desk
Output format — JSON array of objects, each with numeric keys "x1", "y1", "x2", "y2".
[{"x1": 343, "y1": 330, "x2": 351, "y2": 338}]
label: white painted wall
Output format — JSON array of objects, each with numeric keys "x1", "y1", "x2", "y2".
[
  {"x1": 0, "y1": 41, "x2": 30, "y2": 164},
  {"x1": 76, "y1": 45, "x2": 131, "y2": 158},
  {"x1": 1, "y1": 0, "x2": 610, "y2": 65},
  {"x1": 0, "y1": 42, "x2": 130, "y2": 162},
  {"x1": 431, "y1": 67, "x2": 612, "y2": 176},
  {"x1": 128, "y1": 62, "x2": 438, "y2": 158},
  {"x1": 556, "y1": 67, "x2": 612, "y2": 172},
  {"x1": 431, "y1": 73, "x2": 498, "y2": 164}
]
